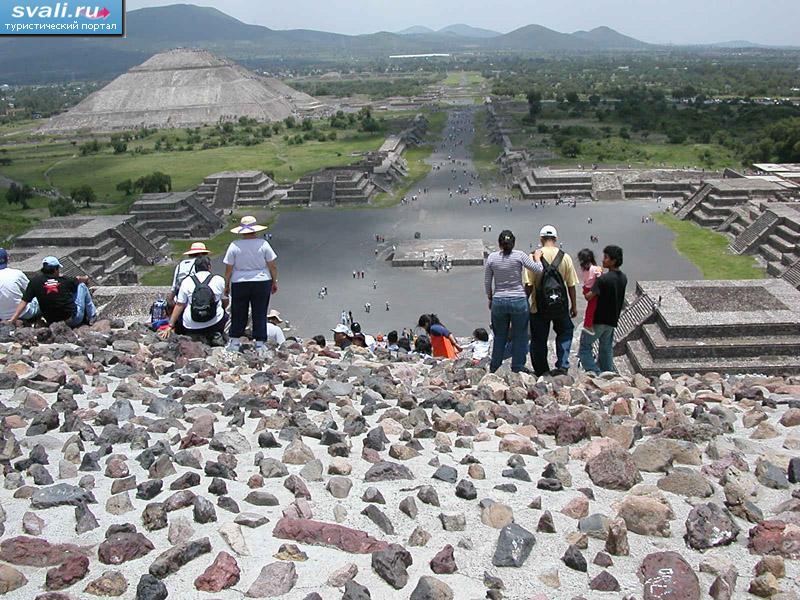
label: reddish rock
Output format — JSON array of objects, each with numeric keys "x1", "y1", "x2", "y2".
[
  {"x1": 194, "y1": 552, "x2": 240, "y2": 592},
  {"x1": 748, "y1": 521, "x2": 800, "y2": 559},
  {"x1": 45, "y1": 555, "x2": 90, "y2": 590},
  {"x1": 638, "y1": 551, "x2": 700, "y2": 600},
  {"x1": 0, "y1": 565, "x2": 27, "y2": 593},
  {"x1": 272, "y1": 517, "x2": 388, "y2": 553},
  {"x1": 0, "y1": 537, "x2": 89, "y2": 567},
  {"x1": 430, "y1": 545, "x2": 457, "y2": 574},
  {"x1": 98, "y1": 531, "x2": 155, "y2": 565},
  {"x1": 585, "y1": 448, "x2": 642, "y2": 491}
]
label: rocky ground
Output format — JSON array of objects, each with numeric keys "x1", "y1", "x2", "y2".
[{"x1": 0, "y1": 320, "x2": 799, "y2": 600}]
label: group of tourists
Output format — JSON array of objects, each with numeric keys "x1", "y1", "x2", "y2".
[{"x1": 483, "y1": 224, "x2": 627, "y2": 375}]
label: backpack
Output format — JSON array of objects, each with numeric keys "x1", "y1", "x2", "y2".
[
  {"x1": 536, "y1": 250, "x2": 568, "y2": 318},
  {"x1": 174, "y1": 260, "x2": 195, "y2": 292},
  {"x1": 189, "y1": 274, "x2": 218, "y2": 323}
]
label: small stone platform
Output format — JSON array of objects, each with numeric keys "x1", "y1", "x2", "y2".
[
  {"x1": 391, "y1": 239, "x2": 487, "y2": 267},
  {"x1": 617, "y1": 279, "x2": 800, "y2": 376}
]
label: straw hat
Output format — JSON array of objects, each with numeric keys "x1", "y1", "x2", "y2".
[
  {"x1": 230, "y1": 215, "x2": 267, "y2": 234},
  {"x1": 182, "y1": 242, "x2": 210, "y2": 256},
  {"x1": 267, "y1": 309, "x2": 283, "y2": 323}
]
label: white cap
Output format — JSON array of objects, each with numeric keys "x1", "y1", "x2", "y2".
[
  {"x1": 539, "y1": 225, "x2": 558, "y2": 238},
  {"x1": 331, "y1": 324, "x2": 352, "y2": 335}
]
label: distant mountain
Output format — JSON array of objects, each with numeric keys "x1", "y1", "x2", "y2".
[
  {"x1": 438, "y1": 24, "x2": 502, "y2": 38},
  {"x1": 571, "y1": 26, "x2": 648, "y2": 49},
  {"x1": 705, "y1": 40, "x2": 770, "y2": 48},
  {"x1": 397, "y1": 25, "x2": 435, "y2": 35}
]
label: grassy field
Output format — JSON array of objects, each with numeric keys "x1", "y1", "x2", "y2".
[
  {"x1": 469, "y1": 109, "x2": 503, "y2": 185},
  {"x1": 443, "y1": 71, "x2": 484, "y2": 87},
  {"x1": 0, "y1": 190, "x2": 52, "y2": 242},
  {"x1": 654, "y1": 212, "x2": 765, "y2": 279}
]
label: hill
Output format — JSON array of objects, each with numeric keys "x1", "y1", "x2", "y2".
[
  {"x1": 397, "y1": 25, "x2": 435, "y2": 35},
  {"x1": 438, "y1": 24, "x2": 502, "y2": 38}
]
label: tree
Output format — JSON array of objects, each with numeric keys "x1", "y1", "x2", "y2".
[
  {"x1": 526, "y1": 90, "x2": 542, "y2": 119},
  {"x1": 566, "y1": 91, "x2": 580, "y2": 105},
  {"x1": 559, "y1": 138, "x2": 581, "y2": 158},
  {"x1": 111, "y1": 140, "x2": 127, "y2": 154},
  {"x1": 301, "y1": 118, "x2": 313, "y2": 131},
  {"x1": 588, "y1": 94, "x2": 601, "y2": 107},
  {"x1": 71, "y1": 184, "x2": 96, "y2": 208},
  {"x1": 116, "y1": 179, "x2": 134, "y2": 195},
  {"x1": 48, "y1": 197, "x2": 77, "y2": 217},
  {"x1": 284, "y1": 116, "x2": 296, "y2": 129},
  {"x1": 6, "y1": 182, "x2": 34, "y2": 209},
  {"x1": 134, "y1": 171, "x2": 172, "y2": 194}
]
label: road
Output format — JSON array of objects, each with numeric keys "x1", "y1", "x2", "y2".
[{"x1": 229, "y1": 107, "x2": 700, "y2": 338}]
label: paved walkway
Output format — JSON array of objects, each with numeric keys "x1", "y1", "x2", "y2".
[{"x1": 233, "y1": 107, "x2": 700, "y2": 338}]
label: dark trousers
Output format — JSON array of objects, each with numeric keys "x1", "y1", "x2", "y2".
[
  {"x1": 230, "y1": 281, "x2": 271, "y2": 341},
  {"x1": 529, "y1": 311, "x2": 575, "y2": 376},
  {"x1": 176, "y1": 313, "x2": 228, "y2": 340}
]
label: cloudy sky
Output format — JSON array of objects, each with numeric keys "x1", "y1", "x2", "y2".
[{"x1": 127, "y1": 0, "x2": 798, "y2": 46}]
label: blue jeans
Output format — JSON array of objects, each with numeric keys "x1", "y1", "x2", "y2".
[
  {"x1": 490, "y1": 296, "x2": 530, "y2": 372},
  {"x1": 230, "y1": 281, "x2": 271, "y2": 341},
  {"x1": 67, "y1": 283, "x2": 96, "y2": 328},
  {"x1": 578, "y1": 323, "x2": 616, "y2": 374},
  {"x1": 20, "y1": 298, "x2": 40, "y2": 321},
  {"x1": 529, "y1": 311, "x2": 575, "y2": 376}
]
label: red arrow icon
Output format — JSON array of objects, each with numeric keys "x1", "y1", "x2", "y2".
[{"x1": 87, "y1": 7, "x2": 110, "y2": 19}]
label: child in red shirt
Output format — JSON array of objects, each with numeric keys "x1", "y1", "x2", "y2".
[{"x1": 578, "y1": 248, "x2": 603, "y2": 335}]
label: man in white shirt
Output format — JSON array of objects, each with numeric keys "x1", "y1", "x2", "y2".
[
  {"x1": 158, "y1": 256, "x2": 228, "y2": 346},
  {"x1": 167, "y1": 242, "x2": 211, "y2": 307},
  {"x1": 266, "y1": 309, "x2": 286, "y2": 345},
  {"x1": 0, "y1": 248, "x2": 40, "y2": 322}
]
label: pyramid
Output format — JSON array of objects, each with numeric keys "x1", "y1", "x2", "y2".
[{"x1": 40, "y1": 48, "x2": 324, "y2": 133}]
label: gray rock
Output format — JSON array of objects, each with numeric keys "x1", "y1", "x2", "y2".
[
  {"x1": 684, "y1": 503, "x2": 740, "y2": 550},
  {"x1": 492, "y1": 523, "x2": 536, "y2": 567},
  {"x1": 364, "y1": 461, "x2": 414, "y2": 482},
  {"x1": 31, "y1": 483, "x2": 95, "y2": 509},
  {"x1": 361, "y1": 505, "x2": 395, "y2": 535},
  {"x1": 245, "y1": 561, "x2": 297, "y2": 597},
  {"x1": 371, "y1": 544, "x2": 412, "y2": 589}
]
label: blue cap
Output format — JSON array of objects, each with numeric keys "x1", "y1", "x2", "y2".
[
  {"x1": 42, "y1": 256, "x2": 62, "y2": 269},
  {"x1": 0, "y1": 248, "x2": 7, "y2": 269}
]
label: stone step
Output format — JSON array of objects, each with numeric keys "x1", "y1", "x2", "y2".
[
  {"x1": 759, "y1": 243, "x2": 783, "y2": 263},
  {"x1": 782, "y1": 252, "x2": 800, "y2": 267},
  {"x1": 775, "y1": 224, "x2": 800, "y2": 243},
  {"x1": 767, "y1": 261, "x2": 787, "y2": 277},
  {"x1": 626, "y1": 339, "x2": 800, "y2": 377},
  {"x1": 641, "y1": 323, "x2": 800, "y2": 359},
  {"x1": 767, "y1": 233, "x2": 796, "y2": 253}
]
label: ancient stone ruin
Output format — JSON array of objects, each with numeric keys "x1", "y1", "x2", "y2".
[
  {"x1": 39, "y1": 48, "x2": 325, "y2": 133},
  {"x1": 196, "y1": 171, "x2": 282, "y2": 210},
  {"x1": 283, "y1": 168, "x2": 377, "y2": 206}
]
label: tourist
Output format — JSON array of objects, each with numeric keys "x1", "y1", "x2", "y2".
[
  {"x1": 331, "y1": 324, "x2": 352, "y2": 349},
  {"x1": 352, "y1": 333, "x2": 369, "y2": 349},
  {"x1": 158, "y1": 256, "x2": 228, "y2": 346},
  {"x1": 577, "y1": 248, "x2": 603, "y2": 335},
  {"x1": 223, "y1": 216, "x2": 278, "y2": 351},
  {"x1": 266, "y1": 309, "x2": 287, "y2": 345},
  {"x1": 397, "y1": 337, "x2": 412, "y2": 352},
  {"x1": 310, "y1": 334, "x2": 326, "y2": 348},
  {"x1": 350, "y1": 321, "x2": 375, "y2": 349},
  {"x1": 578, "y1": 245, "x2": 628, "y2": 374},
  {"x1": 484, "y1": 230, "x2": 543, "y2": 373},
  {"x1": 414, "y1": 335, "x2": 433, "y2": 356},
  {"x1": 8, "y1": 256, "x2": 96, "y2": 328},
  {"x1": 0, "y1": 248, "x2": 40, "y2": 323},
  {"x1": 168, "y1": 242, "x2": 210, "y2": 308},
  {"x1": 523, "y1": 225, "x2": 579, "y2": 377},
  {"x1": 386, "y1": 330, "x2": 400, "y2": 352},
  {"x1": 418, "y1": 313, "x2": 462, "y2": 356},
  {"x1": 463, "y1": 327, "x2": 491, "y2": 363}
]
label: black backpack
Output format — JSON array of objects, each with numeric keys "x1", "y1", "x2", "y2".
[
  {"x1": 537, "y1": 250, "x2": 568, "y2": 318},
  {"x1": 189, "y1": 274, "x2": 217, "y2": 323}
]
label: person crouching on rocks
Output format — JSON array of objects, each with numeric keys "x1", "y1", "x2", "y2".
[
  {"x1": 7, "y1": 256, "x2": 96, "y2": 328},
  {"x1": 158, "y1": 256, "x2": 228, "y2": 347}
]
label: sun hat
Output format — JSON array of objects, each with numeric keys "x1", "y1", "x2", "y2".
[
  {"x1": 230, "y1": 215, "x2": 267, "y2": 234},
  {"x1": 0, "y1": 248, "x2": 7, "y2": 270},
  {"x1": 539, "y1": 225, "x2": 558, "y2": 238},
  {"x1": 267, "y1": 309, "x2": 283, "y2": 323},
  {"x1": 182, "y1": 242, "x2": 210, "y2": 256},
  {"x1": 43, "y1": 256, "x2": 62, "y2": 268},
  {"x1": 331, "y1": 324, "x2": 352, "y2": 335}
]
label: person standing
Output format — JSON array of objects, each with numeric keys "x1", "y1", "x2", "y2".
[
  {"x1": 484, "y1": 230, "x2": 542, "y2": 373},
  {"x1": 0, "y1": 248, "x2": 40, "y2": 322},
  {"x1": 223, "y1": 216, "x2": 278, "y2": 350},
  {"x1": 8, "y1": 256, "x2": 96, "y2": 328},
  {"x1": 167, "y1": 242, "x2": 210, "y2": 308},
  {"x1": 523, "y1": 225, "x2": 579, "y2": 376},
  {"x1": 578, "y1": 245, "x2": 627, "y2": 374}
]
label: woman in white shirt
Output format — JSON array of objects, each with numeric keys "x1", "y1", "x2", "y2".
[{"x1": 223, "y1": 216, "x2": 278, "y2": 349}]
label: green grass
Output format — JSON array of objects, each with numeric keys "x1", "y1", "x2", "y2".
[
  {"x1": 0, "y1": 191, "x2": 53, "y2": 242},
  {"x1": 654, "y1": 211, "x2": 765, "y2": 279},
  {"x1": 443, "y1": 71, "x2": 483, "y2": 87},
  {"x1": 469, "y1": 109, "x2": 503, "y2": 184}
]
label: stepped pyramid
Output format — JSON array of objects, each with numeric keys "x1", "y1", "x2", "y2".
[{"x1": 41, "y1": 48, "x2": 324, "y2": 133}]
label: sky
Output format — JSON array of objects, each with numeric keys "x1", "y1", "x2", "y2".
[{"x1": 126, "y1": 0, "x2": 799, "y2": 46}]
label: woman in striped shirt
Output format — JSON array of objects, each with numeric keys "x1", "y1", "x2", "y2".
[{"x1": 484, "y1": 230, "x2": 542, "y2": 373}]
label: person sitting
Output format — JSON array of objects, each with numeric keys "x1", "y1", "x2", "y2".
[
  {"x1": 0, "y1": 248, "x2": 40, "y2": 323},
  {"x1": 463, "y1": 327, "x2": 491, "y2": 363},
  {"x1": 397, "y1": 337, "x2": 412, "y2": 352},
  {"x1": 414, "y1": 335, "x2": 432, "y2": 356},
  {"x1": 7, "y1": 256, "x2": 96, "y2": 328},
  {"x1": 331, "y1": 324, "x2": 352, "y2": 349},
  {"x1": 352, "y1": 333, "x2": 369, "y2": 349},
  {"x1": 266, "y1": 309, "x2": 287, "y2": 345},
  {"x1": 168, "y1": 242, "x2": 210, "y2": 309},
  {"x1": 350, "y1": 321, "x2": 376, "y2": 349},
  {"x1": 158, "y1": 256, "x2": 228, "y2": 346},
  {"x1": 386, "y1": 330, "x2": 400, "y2": 352},
  {"x1": 311, "y1": 334, "x2": 326, "y2": 348},
  {"x1": 418, "y1": 313, "x2": 462, "y2": 357}
]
